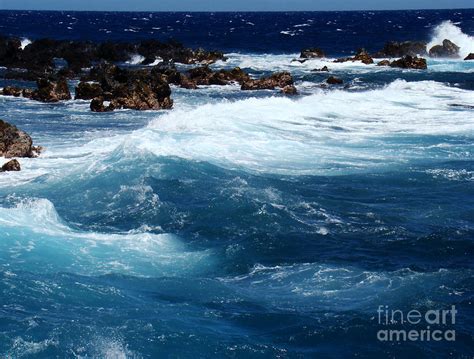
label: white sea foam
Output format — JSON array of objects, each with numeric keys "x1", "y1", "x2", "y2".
[
  {"x1": 0, "y1": 198, "x2": 213, "y2": 276},
  {"x1": 126, "y1": 54, "x2": 145, "y2": 65},
  {"x1": 219, "y1": 262, "x2": 469, "y2": 311},
  {"x1": 137, "y1": 80, "x2": 473, "y2": 174},
  {"x1": 20, "y1": 38, "x2": 32, "y2": 50},
  {"x1": 427, "y1": 21, "x2": 474, "y2": 58},
  {"x1": 1, "y1": 79, "x2": 472, "y2": 180}
]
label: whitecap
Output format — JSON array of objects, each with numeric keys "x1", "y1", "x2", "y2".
[{"x1": 427, "y1": 20, "x2": 474, "y2": 58}]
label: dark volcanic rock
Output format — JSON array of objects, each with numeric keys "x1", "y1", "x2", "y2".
[
  {"x1": 377, "y1": 60, "x2": 391, "y2": 66},
  {"x1": 326, "y1": 76, "x2": 343, "y2": 85},
  {"x1": 241, "y1": 72, "x2": 294, "y2": 91},
  {"x1": 429, "y1": 39, "x2": 460, "y2": 58},
  {"x1": 136, "y1": 40, "x2": 226, "y2": 65},
  {"x1": 389, "y1": 56, "x2": 427, "y2": 70},
  {"x1": 185, "y1": 66, "x2": 250, "y2": 87},
  {"x1": 373, "y1": 41, "x2": 427, "y2": 58},
  {"x1": 75, "y1": 82, "x2": 104, "y2": 100},
  {"x1": 0, "y1": 119, "x2": 37, "y2": 158},
  {"x1": 1, "y1": 159, "x2": 21, "y2": 172},
  {"x1": 300, "y1": 48, "x2": 325, "y2": 59},
  {"x1": 465, "y1": 53, "x2": 474, "y2": 61},
  {"x1": 90, "y1": 97, "x2": 115, "y2": 112},
  {"x1": 86, "y1": 63, "x2": 173, "y2": 112},
  {"x1": 281, "y1": 85, "x2": 298, "y2": 95},
  {"x1": 31, "y1": 78, "x2": 72, "y2": 102},
  {"x1": 353, "y1": 49, "x2": 374, "y2": 64},
  {"x1": 0, "y1": 35, "x2": 226, "y2": 81},
  {"x1": 312, "y1": 66, "x2": 330, "y2": 72},
  {"x1": 2, "y1": 86, "x2": 23, "y2": 97},
  {"x1": 334, "y1": 49, "x2": 373, "y2": 65},
  {"x1": 0, "y1": 36, "x2": 22, "y2": 67}
]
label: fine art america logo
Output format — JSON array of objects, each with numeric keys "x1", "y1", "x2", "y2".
[{"x1": 377, "y1": 305, "x2": 457, "y2": 342}]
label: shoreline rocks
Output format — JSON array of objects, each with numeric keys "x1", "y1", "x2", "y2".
[
  {"x1": 333, "y1": 49, "x2": 373, "y2": 65},
  {"x1": 1, "y1": 159, "x2": 20, "y2": 172},
  {"x1": 1, "y1": 78, "x2": 71, "y2": 102},
  {"x1": 0, "y1": 119, "x2": 41, "y2": 158},
  {"x1": 80, "y1": 63, "x2": 173, "y2": 112},
  {"x1": 300, "y1": 48, "x2": 325, "y2": 59},
  {"x1": 372, "y1": 41, "x2": 427, "y2": 58},
  {"x1": 389, "y1": 55, "x2": 427, "y2": 69},
  {"x1": 0, "y1": 36, "x2": 226, "y2": 76},
  {"x1": 429, "y1": 39, "x2": 460, "y2": 58},
  {"x1": 465, "y1": 53, "x2": 474, "y2": 61},
  {"x1": 241, "y1": 71, "x2": 294, "y2": 91}
]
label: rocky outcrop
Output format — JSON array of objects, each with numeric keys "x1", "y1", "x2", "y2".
[
  {"x1": 75, "y1": 82, "x2": 104, "y2": 100},
  {"x1": 1, "y1": 86, "x2": 23, "y2": 97},
  {"x1": 83, "y1": 63, "x2": 173, "y2": 112},
  {"x1": 353, "y1": 49, "x2": 374, "y2": 64},
  {"x1": 1, "y1": 79, "x2": 71, "y2": 102},
  {"x1": 300, "y1": 48, "x2": 325, "y2": 59},
  {"x1": 241, "y1": 72, "x2": 294, "y2": 91},
  {"x1": 281, "y1": 85, "x2": 298, "y2": 95},
  {"x1": 312, "y1": 66, "x2": 330, "y2": 72},
  {"x1": 184, "y1": 66, "x2": 250, "y2": 87},
  {"x1": 389, "y1": 56, "x2": 427, "y2": 70},
  {"x1": 429, "y1": 39, "x2": 460, "y2": 58},
  {"x1": 372, "y1": 41, "x2": 427, "y2": 58},
  {"x1": 465, "y1": 53, "x2": 474, "y2": 61},
  {"x1": 31, "y1": 78, "x2": 71, "y2": 102},
  {"x1": 0, "y1": 119, "x2": 40, "y2": 158},
  {"x1": 377, "y1": 60, "x2": 391, "y2": 66},
  {"x1": 334, "y1": 49, "x2": 373, "y2": 65},
  {"x1": 0, "y1": 36, "x2": 226, "y2": 81},
  {"x1": 1, "y1": 159, "x2": 21, "y2": 172},
  {"x1": 326, "y1": 76, "x2": 343, "y2": 85}
]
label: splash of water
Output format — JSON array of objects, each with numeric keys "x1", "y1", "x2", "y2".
[{"x1": 427, "y1": 21, "x2": 474, "y2": 58}]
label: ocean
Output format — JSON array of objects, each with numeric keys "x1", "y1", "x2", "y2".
[{"x1": 0, "y1": 9, "x2": 473, "y2": 358}]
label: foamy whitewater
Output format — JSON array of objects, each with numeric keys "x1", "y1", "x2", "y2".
[{"x1": 0, "y1": 10, "x2": 473, "y2": 358}]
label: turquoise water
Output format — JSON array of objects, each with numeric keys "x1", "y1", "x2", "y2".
[{"x1": 0, "y1": 10, "x2": 474, "y2": 358}]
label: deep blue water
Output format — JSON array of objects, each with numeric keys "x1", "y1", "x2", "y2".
[
  {"x1": 0, "y1": 9, "x2": 474, "y2": 54},
  {"x1": 0, "y1": 10, "x2": 474, "y2": 358}
]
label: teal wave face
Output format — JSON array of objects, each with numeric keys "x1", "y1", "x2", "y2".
[{"x1": 1, "y1": 11, "x2": 474, "y2": 358}]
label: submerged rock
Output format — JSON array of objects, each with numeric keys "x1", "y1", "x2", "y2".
[
  {"x1": 300, "y1": 48, "x2": 325, "y2": 59},
  {"x1": 353, "y1": 49, "x2": 374, "y2": 64},
  {"x1": 184, "y1": 66, "x2": 250, "y2": 87},
  {"x1": 373, "y1": 41, "x2": 428, "y2": 58},
  {"x1": 1, "y1": 159, "x2": 21, "y2": 172},
  {"x1": 312, "y1": 66, "x2": 330, "y2": 72},
  {"x1": 1, "y1": 86, "x2": 23, "y2": 97},
  {"x1": 429, "y1": 39, "x2": 460, "y2": 58},
  {"x1": 389, "y1": 55, "x2": 427, "y2": 69},
  {"x1": 334, "y1": 49, "x2": 373, "y2": 65},
  {"x1": 281, "y1": 85, "x2": 298, "y2": 95},
  {"x1": 377, "y1": 60, "x2": 391, "y2": 66},
  {"x1": 0, "y1": 119, "x2": 39, "y2": 158},
  {"x1": 326, "y1": 76, "x2": 343, "y2": 85}
]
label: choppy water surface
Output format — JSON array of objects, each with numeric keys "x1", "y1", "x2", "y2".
[{"x1": 0, "y1": 10, "x2": 473, "y2": 358}]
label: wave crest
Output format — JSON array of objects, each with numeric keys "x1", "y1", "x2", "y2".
[{"x1": 428, "y1": 20, "x2": 474, "y2": 58}]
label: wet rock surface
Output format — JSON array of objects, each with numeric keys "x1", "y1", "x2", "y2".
[
  {"x1": 0, "y1": 119, "x2": 40, "y2": 158},
  {"x1": 1, "y1": 159, "x2": 21, "y2": 172},
  {"x1": 429, "y1": 39, "x2": 460, "y2": 58}
]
